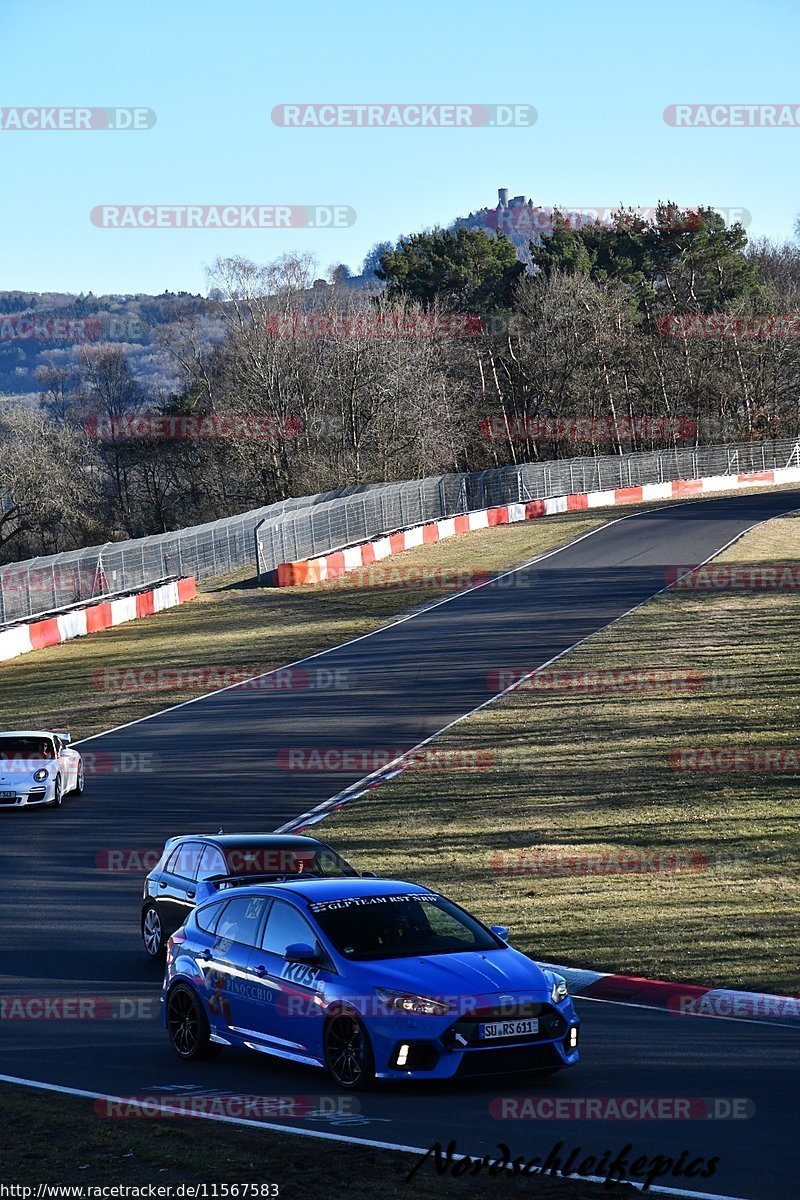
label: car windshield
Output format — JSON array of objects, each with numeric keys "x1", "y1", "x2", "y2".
[
  {"x1": 308, "y1": 893, "x2": 501, "y2": 961},
  {"x1": 0, "y1": 737, "x2": 54, "y2": 761},
  {"x1": 224, "y1": 844, "x2": 357, "y2": 878}
]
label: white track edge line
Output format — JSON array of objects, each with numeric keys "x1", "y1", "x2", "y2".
[
  {"x1": 0, "y1": 1074, "x2": 752, "y2": 1200},
  {"x1": 276, "y1": 504, "x2": 789, "y2": 834},
  {"x1": 74, "y1": 490, "x2": 796, "y2": 748},
  {"x1": 73, "y1": 510, "x2": 635, "y2": 746}
]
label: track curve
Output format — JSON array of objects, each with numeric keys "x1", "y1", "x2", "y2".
[{"x1": 2, "y1": 490, "x2": 799, "y2": 1200}]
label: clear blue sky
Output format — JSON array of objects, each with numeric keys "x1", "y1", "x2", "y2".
[{"x1": 2, "y1": 0, "x2": 797, "y2": 296}]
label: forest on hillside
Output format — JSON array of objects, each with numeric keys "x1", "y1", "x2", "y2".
[{"x1": 2, "y1": 205, "x2": 800, "y2": 563}]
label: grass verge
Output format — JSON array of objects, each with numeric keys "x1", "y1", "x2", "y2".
[
  {"x1": 321, "y1": 511, "x2": 800, "y2": 994},
  {"x1": 0, "y1": 1085, "x2": 632, "y2": 1197}
]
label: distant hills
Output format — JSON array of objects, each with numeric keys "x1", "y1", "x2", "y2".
[
  {"x1": 0, "y1": 290, "x2": 223, "y2": 401},
  {"x1": 0, "y1": 189, "x2": 566, "y2": 401}
]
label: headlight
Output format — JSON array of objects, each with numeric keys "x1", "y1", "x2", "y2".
[
  {"x1": 33, "y1": 768, "x2": 49, "y2": 783},
  {"x1": 546, "y1": 972, "x2": 569, "y2": 1005},
  {"x1": 375, "y1": 988, "x2": 450, "y2": 1016}
]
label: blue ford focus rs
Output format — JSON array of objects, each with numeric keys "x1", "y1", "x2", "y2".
[{"x1": 162, "y1": 877, "x2": 579, "y2": 1088}]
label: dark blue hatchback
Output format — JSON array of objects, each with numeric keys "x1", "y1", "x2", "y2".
[{"x1": 141, "y1": 832, "x2": 359, "y2": 958}]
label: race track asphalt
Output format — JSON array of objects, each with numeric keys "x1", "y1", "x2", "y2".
[{"x1": 2, "y1": 491, "x2": 799, "y2": 1199}]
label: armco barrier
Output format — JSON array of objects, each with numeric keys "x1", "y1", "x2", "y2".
[
  {"x1": 267, "y1": 467, "x2": 800, "y2": 588},
  {"x1": 0, "y1": 624, "x2": 33, "y2": 661},
  {"x1": 110, "y1": 595, "x2": 138, "y2": 626},
  {"x1": 0, "y1": 577, "x2": 197, "y2": 665},
  {"x1": 57, "y1": 608, "x2": 88, "y2": 642}
]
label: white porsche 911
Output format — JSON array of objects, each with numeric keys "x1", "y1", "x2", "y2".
[{"x1": 0, "y1": 730, "x2": 84, "y2": 809}]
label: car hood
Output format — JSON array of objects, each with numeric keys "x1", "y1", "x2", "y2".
[{"x1": 349, "y1": 947, "x2": 551, "y2": 999}]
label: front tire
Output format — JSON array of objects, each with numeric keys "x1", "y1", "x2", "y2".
[
  {"x1": 166, "y1": 983, "x2": 219, "y2": 1061},
  {"x1": 142, "y1": 904, "x2": 164, "y2": 959},
  {"x1": 50, "y1": 777, "x2": 62, "y2": 808},
  {"x1": 323, "y1": 1012, "x2": 374, "y2": 1090},
  {"x1": 73, "y1": 761, "x2": 85, "y2": 795}
]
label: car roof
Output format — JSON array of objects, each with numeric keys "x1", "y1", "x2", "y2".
[
  {"x1": 210, "y1": 877, "x2": 435, "y2": 904},
  {"x1": 0, "y1": 730, "x2": 59, "y2": 739},
  {"x1": 170, "y1": 833, "x2": 330, "y2": 848}
]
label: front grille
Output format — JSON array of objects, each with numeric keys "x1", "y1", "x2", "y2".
[
  {"x1": 443, "y1": 1001, "x2": 566, "y2": 1051},
  {"x1": 455, "y1": 1042, "x2": 561, "y2": 1077}
]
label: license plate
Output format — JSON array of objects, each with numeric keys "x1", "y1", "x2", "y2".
[
  {"x1": 0, "y1": 791, "x2": 16, "y2": 800},
  {"x1": 479, "y1": 1018, "x2": 538, "y2": 1040}
]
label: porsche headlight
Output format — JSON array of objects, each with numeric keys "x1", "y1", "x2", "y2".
[
  {"x1": 33, "y1": 768, "x2": 49, "y2": 783},
  {"x1": 375, "y1": 988, "x2": 450, "y2": 1016}
]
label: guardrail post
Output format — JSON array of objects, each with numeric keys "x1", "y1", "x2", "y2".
[{"x1": 254, "y1": 519, "x2": 264, "y2": 580}]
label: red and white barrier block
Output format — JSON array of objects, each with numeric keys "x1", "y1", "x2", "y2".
[
  {"x1": 269, "y1": 466, "x2": 800, "y2": 588},
  {"x1": 537, "y1": 962, "x2": 800, "y2": 1026},
  {"x1": 0, "y1": 578, "x2": 196, "y2": 665}
]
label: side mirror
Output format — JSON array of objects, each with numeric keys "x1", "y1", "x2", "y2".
[
  {"x1": 285, "y1": 942, "x2": 318, "y2": 965},
  {"x1": 490, "y1": 925, "x2": 510, "y2": 942},
  {"x1": 58, "y1": 732, "x2": 72, "y2": 745},
  {"x1": 361, "y1": 870, "x2": 378, "y2": 878}
]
